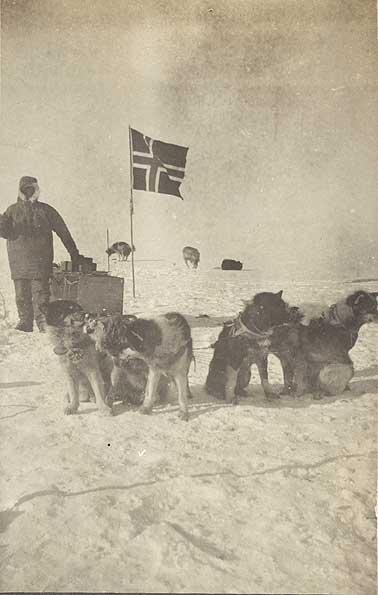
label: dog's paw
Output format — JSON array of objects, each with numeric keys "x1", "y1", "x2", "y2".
[
  {"x1": 140, "y1": 406, "x2": 153, "y2": 415},
  {"x1": 265, "y1": 390, "x2": 280, "y2": 400},
  {"x1": 279, "y1": 384, "x2": 296, "y2": 396},
  {"x1": 178, "y1": 410, "x2": 189, "y2": 421},
  {"x1": 105, "y1": 391, "x2": 115, "y2": 407},
  {"x1": 235, "y1": 388, "x2": 248, "y2": 398},
  {"x1": 293, "y1": 389, "x2": 307, "y2": 398},
  {"x1": 278, "y1": 388, "x2": 290, "y2": 396},
  {"x1": 64, "y1": 405, "x2": 78, "y2": 415},
  {"x1": 99, "y1": 407, "x2": 114, "y2": 416}
]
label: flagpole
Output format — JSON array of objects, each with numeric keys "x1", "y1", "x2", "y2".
[
  {"x1": 128, "y1": 125, "x2": 136, "y2": 298},
  {"x1": 106, "y1": 228, "x2": 110, "y2": 273}
]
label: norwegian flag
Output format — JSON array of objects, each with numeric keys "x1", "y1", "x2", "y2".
[{"x1": 130, "y1": 128, "x2": 188, "y2": 199}]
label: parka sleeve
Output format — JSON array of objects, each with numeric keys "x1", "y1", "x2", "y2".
[
  {"x1": 0, "y1": 207, "x2": 15, "y2": 239},
  {"x1": 46, "y1": 205, "x2": 80, "y2": 258}
]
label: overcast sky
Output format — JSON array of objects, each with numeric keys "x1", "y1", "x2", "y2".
[{"x1": 0, "y1": 0, "x2": 377, "y2": 280}]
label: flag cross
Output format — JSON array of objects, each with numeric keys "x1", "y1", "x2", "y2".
[
  {"x1": 130, "y1": 128, "x2": 188, "y2": 199},
  {"x1": 133, "y1": 154, "x2": 185, "y2": 193}
]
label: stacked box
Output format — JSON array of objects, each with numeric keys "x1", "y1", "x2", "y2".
[
  {"x1": 77, "y1": 275, "x2": 123, "y2": 314},
  {"x1": 59, "y1": 257, "x2": 97, "y2": 274},
  {"x1": 50, "y1": 272, "x2": 124, "y2": 314},
  {"x1": 60, "y1": 260, "x2": 73, "y2": 272}
]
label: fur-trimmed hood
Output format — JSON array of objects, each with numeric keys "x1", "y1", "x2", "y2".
[{"x1": 18, "y1": 176, "x2": 40, "y2": 203}]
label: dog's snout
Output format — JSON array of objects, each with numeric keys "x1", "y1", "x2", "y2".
[{"x1": 72, "y1": 311, "x2": 85, "y2": 322}]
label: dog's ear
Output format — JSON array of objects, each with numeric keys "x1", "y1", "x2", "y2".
[
  {"x1": 288, "y1": 306, "x2": 304, "y2": 323},
  {"x1": 276, "y1": 290, "x2": 283, "y2": 298},
  {"x1": 346, "y1": 291, "x2": 367, "y2": 307},
  {"x1": 126, "y1": 319, "x2": 162, "y2": 354}
]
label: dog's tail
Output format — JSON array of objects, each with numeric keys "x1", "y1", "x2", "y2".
[
  {"x1": 188, "y1": 337, "x2": 196, "y2": 372},
  {"x1": 188, "y1": 339, "x2": 197, "y2": 372}
]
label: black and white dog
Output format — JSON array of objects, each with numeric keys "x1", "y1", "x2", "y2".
[{"x1": 85, "y1": 312, "x2": 194, "y2": 420}]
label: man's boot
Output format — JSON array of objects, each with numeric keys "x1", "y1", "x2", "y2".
[
  {"x1": 14, "y1": 279, "x2": 34, "y2": 332},
  {"x1": 15, "y1": 321, "x2": 33, "y2": 332}
]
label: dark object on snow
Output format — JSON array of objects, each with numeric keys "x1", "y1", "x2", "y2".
[{"x1": 221, "y1": 259, "x2": 243, "y2": 270}]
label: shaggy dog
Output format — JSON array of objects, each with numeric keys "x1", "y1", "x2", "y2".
[
  {"x1": 106, "y1": 242, "x2": 135, "y2": 261},
  {"x1": 270, "y1": 289, "x2": 378, "y2": 397},
  {"x1": 85, "y1": 312, "x2": 193, "y2": 420},
  {"x1": 183, "y1": 246, "x2": 200, "y2": 269},
  {"x1": 84, "y1": 313, "x2": 170, "y2": 408},
  {"x1": 41, "y1": 300, "x2": 113, "y2": 416},
  {"x1": 205, "y1": 291, "x2": 298, "y2": 403}
]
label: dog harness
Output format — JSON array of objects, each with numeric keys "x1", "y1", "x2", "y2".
[
  {"x1": 228, "y1": 314, "x2": 273, "y2": 339},
  {"x1": 53, "y1": 340, "x2": 89, "y2": 362},
  {"x1": 327, "y1": 303, "x2": 358, "y2": 346},
  {"x1": 152, "y1": 339, "x2": 192, "y2": 369}
]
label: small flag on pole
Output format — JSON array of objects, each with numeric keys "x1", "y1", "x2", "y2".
[{"x1": 130, "y1": 128, "x2": 188, "y2": 199}]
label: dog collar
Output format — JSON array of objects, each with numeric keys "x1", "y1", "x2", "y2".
[
  {"x1": 53, "y1": 339, "x2": 88, "y2": 357},
  {"x1": 229, "y1": 315, "x2": 273, "y2": 339},
  {"x1": 328, "y1": 303, "x2": 353, "y2": 327},
  {"x1": 328, "y1": 303, "x2": 358, "y2": 347}
]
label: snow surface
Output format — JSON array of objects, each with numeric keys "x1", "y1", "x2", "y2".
[{"x1": 0, "y1": 261, "x2": 377, "y2": 593}]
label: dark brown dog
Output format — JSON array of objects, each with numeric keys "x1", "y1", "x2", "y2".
[
  {"x1": 106, "y1": 242, "x2": 135, "y2": 261},
  {"x1": 205, "y1": 291, "x2": 298, "y2": 402},
  {"x1": 41, "y1": 300, "x2": 113, "y2": 416},
  {"x1": 271, "y1": 290, "x2": 378, "y2": 397},
  {"x1": 85, "y1": 312, "x2": 193, "y2": 420},
  {"x1": 183, "y1": 246, "x2": 200, "y2": 269}
]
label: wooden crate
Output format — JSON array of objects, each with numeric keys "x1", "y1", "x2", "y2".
[{"x1": 50, "y1": 272, "x2": 124, "y2": 314}]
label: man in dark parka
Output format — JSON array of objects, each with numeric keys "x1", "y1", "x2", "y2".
[{"x1": 0, "y1": 176, "x2": 81, "y2": 332}]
